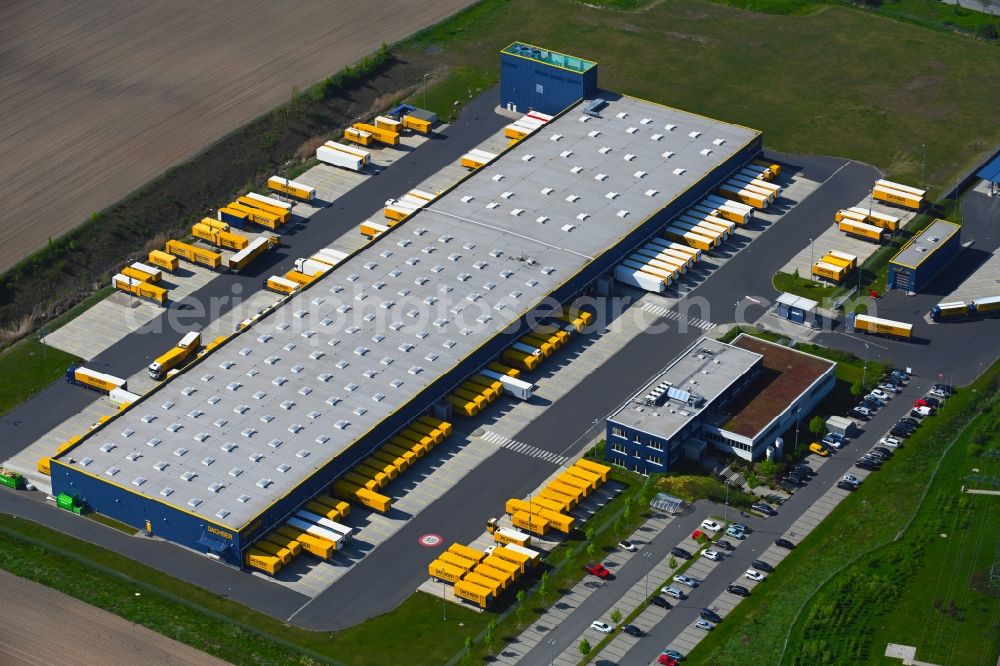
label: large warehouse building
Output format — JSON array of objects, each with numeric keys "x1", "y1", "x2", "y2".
[
  {"x1": 887, "y1": 219, "x2": 961, "y2": 293},
  {"x1": 50, "y1": 75, "x2": 762, "y2": 568},
  {"x1": 500, "y1": 42, "x2": 598, "y2": 115},
  {"x1": 606, "y1": 335, "x2": 835, "y2": 473}
]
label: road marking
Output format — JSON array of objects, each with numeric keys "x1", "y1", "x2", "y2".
[
  {"x1": 835, "y1": 331, "x2": 890, "y2": 350},
  {"x1": 640, "y1": 302, "x2": 715, "y2": 330},
  {"x1": 481, "y1": 430, "x2": 568, "y2": 465}
]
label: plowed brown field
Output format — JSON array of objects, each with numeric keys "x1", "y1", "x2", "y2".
[
  {"x1": 0, "y1": 0, "x2": 473, "y2": 273},
  {"x1": 0, "y1": 569, "x2": 230, "y2": 665}
]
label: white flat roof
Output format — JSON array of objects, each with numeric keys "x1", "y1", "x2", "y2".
[{"x1": 58, "y1": 95, "x2": 759, "y2": 529}]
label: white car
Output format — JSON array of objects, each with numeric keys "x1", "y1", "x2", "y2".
[
  {"x1": 702, "y1": 549, "x2": 723, "y2": 561},
  {"x1": 590, "y1": 621, "x2": 613, "y2": 634},
  {"x1": 744, "y1": 569, "x2": 767, "y2": 582},
  {"x1": 869, "y1": 389, "x2": 891, "y2": 402},
  {"x1": 700, "y1": 519, "x2": 722, "y2": 532},
  {"x1": 913, "y1": 405, "x2": 933, "y2": 417},
  {"x1": 929, "y1": 388, "x2": 948, "y2": 399},
  {"x1": 878, "y1": 436, "x2": 902, "y2": 450},
  {"x1": 878, "y1": 382, "x2": 901, "y2": 394},
  {"x1": 618, "y1": 540, "x2": 638, "y2": 552},
  {"x1": 842, "y1": 474, "x2": 862, "y2": 486}
]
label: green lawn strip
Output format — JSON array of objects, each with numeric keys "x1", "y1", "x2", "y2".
[
  {"x1": 684, "y1": 358, "x2": 1000, "y2": 665},
  {"x1": 414, "y1": 66, "x2": 496, "y2": 124},
  {"x1": 399, "y1": 0, "x2": 1000, "y2": 195},
  {"x1": 85, "y1": 512, "x2": 138, "y2": 535},
  {"x1": 0, "y1": 338, "x2": 81, "y2": 417},
  {"x1": 772, "y1": 271, "x2": 837, "y2": 301}
]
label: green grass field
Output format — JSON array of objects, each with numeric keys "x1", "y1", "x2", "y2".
[
  {"x1": 0, "y1": 338, "x2": 80, "y2": 417},
  {"x1": 406, "y1": 0, "x2": 1000, "y2": 197},
  {"x1": 686, "y1": 358, "x2": 1000, "y2": 665}
]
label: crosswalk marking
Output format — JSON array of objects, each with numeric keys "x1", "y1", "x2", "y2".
[
  {"x1": 640, "y1": 302, "x2": 715, "y2": 330},
  {"x1": 481, "y1": 430, "x2": 569, "y2": 465}
]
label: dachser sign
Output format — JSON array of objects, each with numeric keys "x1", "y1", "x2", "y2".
[{"x1": 206, "y1": 525, "x2": 233, "y2": 540}]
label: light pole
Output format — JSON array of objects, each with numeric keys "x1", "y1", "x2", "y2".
[
  {"x1": 793, "y1": 406, "x2": 802, "y2": 455},
  {"x1": 442, "y1": 580, "x2": 447, "y2": 621},
  {"x1": 723, "y1": 481, "x2": 730, "y2": 524},
  {"x1": 862, "y1": 343, "x2": 870, "y2": 389},
  {"x1": 921, "y1": 144, "x2": 927, "y2": 189},
  {"x1": 423, "y1": 73, "x2": 431, "y2": 110},
  {"x1": 643, "y1": 551, "x2": 653, "y2": 599},
  {"x1": 809, "y1": 238, "x2": 813, "y2": 282}
]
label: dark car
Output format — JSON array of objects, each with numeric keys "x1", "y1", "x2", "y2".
[
  {"x1": 837, "y1": 480, "x2": 858, "y2": 491},
  {"x1": 775, "y1": 538, "x2": 796, "y2": 550},
  {"x1": 866, "y1": 450, "x2": 887, "y2": 461},
  {"x1": 923, "y1": 397, "x2": 940, "y2": 408},
  {"x1": 764, "y1": 494, "x2": 787, "y2": 506},
  {"x1": 890, "y1": 427, "x2": 913, "y2": 439},
  {"x1": 714, "y1": 539, "x2": 735, "y2": 551},
  {"x1": 622, "y1": 624, "x2": 644, "y2": 637},
  {"x1": 787, "y1": 469, "x2": 810, "y2": 481},
  {"x1": 751, "y1": 559, "x2": 774, "y2": 572},
  {"x1": 700, "y1": 608, "x2": 723, "y2": 623},
  {"x1": 778, "y1": 480, "x2": 800, "y2": 493},
  {"x1": 751, "y1": 502, "x2": 777, "y2": 516},
  {"x1": 661, "y1": 649, "x2": 685, "y2": 662},
  {"x1": 855, "y1": 460, "x2": 880, "y2": 472},
  {"x1": 650, "y1": 595, "x2": 672, "y2": 609},
  {"x1": 932, "y1": 383, "x2": 952, "y2": 394},
  {"x1": 792, "y1": 464, "x2": 816, "y2": 476},
  {"x1": 781, "y1": 476, "x2": 805, "y2": 488},
  {"x1": 671, "y1": 546, "x2": 692, "y2": 560},
  {"x1": 899, "y1": 417, "x2": 920, "y2": 427},
  {"x1": 850, "y1": 408, "x2": 871, "y2": 421},
  {"x1": 727, "y1": 584, "x2": 751, "y2": 597},
  {"x1": 890, "y1": 369, "x2": 909, "y2": 381},
  {"x1": 872, "y1": 446, "x2": 893, "y2": 456},
  {"x1": 860, "y1": 398, "x2": 881, "y2": 411}
]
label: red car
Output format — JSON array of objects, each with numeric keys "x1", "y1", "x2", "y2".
[
  {"x1": 584, "y1": 562, "x2": 611, "y2": 579},
  {"x1": 658, "y1": 655, "x2": 679, "y2": 666},
  {"x1": 691, "y1": 529, "x2": 703, "y2": 540}
]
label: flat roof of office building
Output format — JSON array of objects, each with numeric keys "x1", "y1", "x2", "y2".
[
  {"x1": 889, "y1": 219, "x2": 961, "y2": 270},
  {"x1": 501, "y1": 42, "x2": 597, "y2": 73},
  {"x1": 718, "y1": 335, "x2": 834, "y2": 438},
  {"x1": 57, "y1": 95, "x2": 759, "y2": 530},
  {"x1": 608, "y1": 337, "x2": 761, "y2": 439}
]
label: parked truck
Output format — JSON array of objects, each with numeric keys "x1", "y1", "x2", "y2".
[
  {"x1": 352, "y1": 122, "x2": 399, "y2": 146},
  {"x1": 480, "y1": 369, "x2": 535, "y2": 399},
  {"x1": 193, "y1": 222, "x2": 249, "y2": 250},
  {"x1": 873, "y1": 184, "x2": 923, "y2": 210},
  {"x1": 851, "y1": 313, "x2": 912, "y2": 340},
  {"x1": 148, "y1": 331, "x2": 200, "y2": 380},
  {"x1": 66, "y1": 366, "x2": 127, "y2": 393}
]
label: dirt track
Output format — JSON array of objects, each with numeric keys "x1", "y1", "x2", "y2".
[
  {"x1": 0, "y1": 0, "x2": 474, "y2": 273},
  {"x1": 0, "y1": 569, "x2": 230, "y2": 666}
]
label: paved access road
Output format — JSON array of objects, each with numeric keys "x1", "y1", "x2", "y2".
[
  {"x1": 818, "y1": 189, "x2": 1000, "y2": 386},
  {"x1": 0, "y1": 88, "x2": 507, "y2": 463}
]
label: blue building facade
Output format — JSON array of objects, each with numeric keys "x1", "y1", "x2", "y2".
[
  {"x1": 887, "y1": 220, "x2": 961, "y2": 293},
  {"x1": 500, "y1": 42, "x2": 598, "y2": 116}
]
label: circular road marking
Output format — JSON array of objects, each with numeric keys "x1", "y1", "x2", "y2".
[{"x1": 418, "y1": 533, "x2": 443, "y2": 547}]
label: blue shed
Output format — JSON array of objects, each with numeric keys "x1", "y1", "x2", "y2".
[{"x1": 500, "y1": 42, "x2": 598, "y2": 116}]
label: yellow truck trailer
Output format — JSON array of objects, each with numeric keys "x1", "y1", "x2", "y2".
[
  {"x1": 228, "y1": 236, "x2": 274, "y2": 272},
  {"x1": 333, "y1": 480, "x2": 392, "y2": 513},
  {"x1": 512, "y1": 511, "x2": 550, "y2": 536},
  {"x1": 824, "y1": 250, "x2": 858, "y2": 270},
  {"x1": 275, "y1": 526, "x2": 334, "y2": 559},
  {"x1": 852, "y1": 314, "x2": 912, "y2": 339},
  {"x1": 166, "y1": 239, "x2": 221, "y2": 269},
  {"x1": 267, "y1": 176, "x2": 315, "y2": 202},
  {"x1": 264, "y1": 275, "x2": 300, "y2": 295},
  {"x1": 448, "y1": 543, "x2": 486, "y2": 564},
  {"x1": 374, "y1": 115, "x2": 402, "y2": 134},
  {"x1": 245, "y1": 549, "x2": 282, "y2": 575},
  {"x1": 838, "y1": 219, "x2": 887, "y2": 243},
  {"x1": 664, "y1": 226, "x2": 714, "y2": 252},
  {"x1": 228, "y1": 201, "x2": 282, "y2": 230},
  {"x1": 505, "y1": 498, "x2": 574, "y2": 533},
  {"x1": 428, "y1": 559, "x2": 467, "y2": 583},
  {"x1": 147, "y1": 249, "x2": 179, "y2": 272},
  {"x1": 472, "y1": 563, "x2": 513, "y2": 589},
  {"x1": 112, "y1": 273, "x2": 167, "y2": 305},
  {"x1": 360, "y1": 220, "x2": 389, "y2": 238},
  {"x1": 563, "y1": 465, "x2": 601, "y2": 490},
  {"x1": 812, "y1": 261, "x2": 847, "y2": 283},
  {"x1": 352, "y1": 122, "x2": 399, "y2": 146},
  {"x1": 462, "y1": 572, "x2": 502, "y2": 598},
  {"x1": 717, "y1": 183, "x2": 769, "y2": 209},
  {"x1": 344, "y1": 126, "x2": 373, "y2": 146},
  {"x1": 192, "y1": 222, "x2": 249, "y2": 250},
  {"x1": 753, "y1": 159, "x2": 781, "y2": 177},
  {"x1": 847, "y1": 206, "x2": 900, "y2": 232},
  {"x1": 574, "y1": 459, "x2": 611, "y2": 483},
  {"x1": 873, "y1": 184, "x2": 922, "y2": 210},
  {"x1": 454, "y1": 580, "x2": 493, "y2": 608},
  {"x1": 122, "y1": 261, "x2": 163, "y2": 283},
  {"x1": 439, "y1": 551, "x2": 478, "y2": 572},
  {"x1": 402, "y1": 115, "x2": 432, "y2": 134}
]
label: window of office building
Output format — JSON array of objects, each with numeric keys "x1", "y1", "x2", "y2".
[
  {"x1": 647, "y1": 440, "x2": 663, "y2": 452},
  {"x1": 647, "y1": 455, "x2": 662, "y2": 466},
  {"x1": 611, "y1": 426, "x2": 626, "y2": 438},
  {"x1": 611, "y1": 441, "x2": 627, "y2": 455}
]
